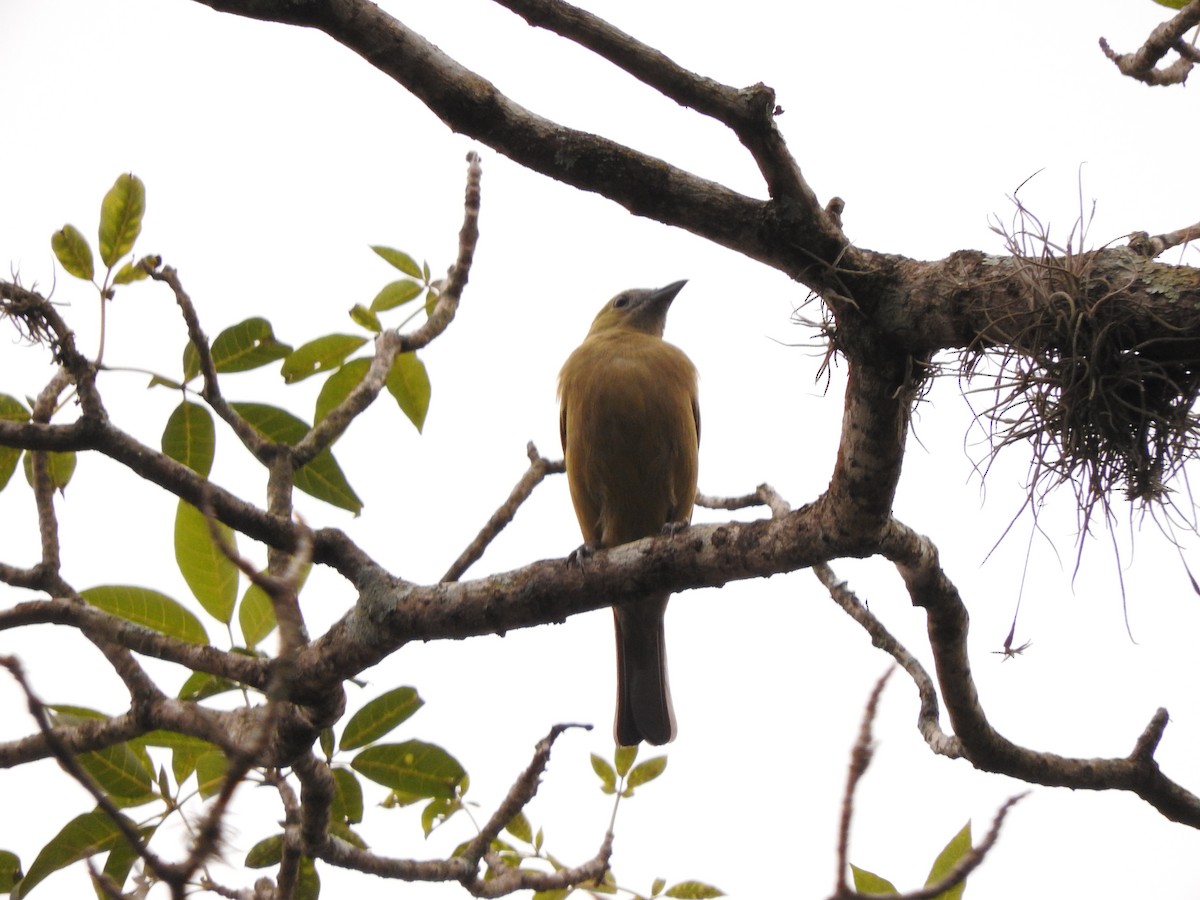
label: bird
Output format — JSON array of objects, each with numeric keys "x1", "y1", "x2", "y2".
[{"x1": 557, "y1": 280, "x2": 699, "y2": 746}]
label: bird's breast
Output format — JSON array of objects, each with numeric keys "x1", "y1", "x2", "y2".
[{"x1": 558, "y1": 331, "x2": 699, "y2": 546}]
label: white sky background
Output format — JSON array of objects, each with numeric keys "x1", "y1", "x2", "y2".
[{"x1": 2, "y1": 0, "x2": 1200, "y2": 897}]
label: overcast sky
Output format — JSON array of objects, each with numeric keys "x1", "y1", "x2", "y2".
[{"x1": 2, "y1": 1, "x2": 1200, "y2": 897}]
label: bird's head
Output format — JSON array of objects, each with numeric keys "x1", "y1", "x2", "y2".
[{"x1": 588, "y1": 280, "x2": 687, "y2": 337}]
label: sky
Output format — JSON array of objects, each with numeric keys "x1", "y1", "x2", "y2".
[{"x1": 2, "y1": 0, "x2": 1200, "y2": 897}]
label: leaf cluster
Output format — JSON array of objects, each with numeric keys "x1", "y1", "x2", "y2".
[
  {"x1": 0, "y1": 172, "x2": 728, "y2": 900},
  {"x1": 0, "y1": 176, "x2": 452, "y2": 896}
]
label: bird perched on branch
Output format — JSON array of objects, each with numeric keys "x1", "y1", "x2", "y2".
[{"x1": 558, "y1": 280, "x2": 699, "y2": 746}]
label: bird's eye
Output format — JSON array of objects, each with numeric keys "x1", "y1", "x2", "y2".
[{"x1": 613, "y1": 294, "x2": 630, "y2": 309}]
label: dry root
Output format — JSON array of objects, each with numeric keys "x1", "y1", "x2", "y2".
[{"x1": 967, "y1": 188, "x2": 1200, "y2": 539}]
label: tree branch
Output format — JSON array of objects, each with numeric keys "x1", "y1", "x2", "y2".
[
  {"x1": 881, "y1": 518, "x2": 1200, "y2": 827},
  {"x1": 1100, "y1": 1, "x2": 1200, "y2": 86},
  {"x1": 294, "y1": 152, "x2": 482, "y2": 466},
  {"x1": 442, "y1": 442, "x2": 564, "y2": 583},
  {"x1": 187, "y1": 0, "x2": 852, "y2": 287}
]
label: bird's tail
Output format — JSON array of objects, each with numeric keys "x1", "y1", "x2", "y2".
[{"x1": 613, "y1": 592, "x2": 676, "y2": 746}]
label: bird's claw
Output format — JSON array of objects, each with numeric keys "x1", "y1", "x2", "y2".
[
  {"x1": 660, "y1": 520, "x2": 690, "y2": 538},
  {"x1": 568, "y1": 543, "x2": 597, "y2": 570}
]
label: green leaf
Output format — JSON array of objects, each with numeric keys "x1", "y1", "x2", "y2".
[
  {"x1": 614, "y1": 744, "x2": 638, "y2": 777},
  {"x1": 0, "y1": 395, "x2": 30, "y2": 492},
  {"x1": 182, "y1": 342, "x2": 201, "y2": 382},
  {"x1": 11, "y1": 810, "x2": 129, "y2": 899},
  {"x1": 371, "y1": 279, "x2": 423, "y2": 312},
  {"x1": 351, "y1": 741, "x2": 466, "y2": 799},
  {"x1": 652, "y1": 877, "x2": 667, "y2": 897},
  {"x1": 23, "y1": 449, "x2": 76, "y2": 494},
  {"x1": 245, "y1": 560, "x2": 310, "y2": 645},
  {"x1": 329, "y1": 821, "x2": 367, "y2": 850},
  {"x1": 504, "y1": 811, "x2": 533, "y2": 845},
  {"x1": 587, "y1": 868, "x2": 618, "y2": 895},
  {"x1": 136, "y1": 731, "x2": 220, "y2": 789},
  {"x1": 315, "y1": 358, "x2": 370, "y2": 425},
  {"x1": 101, "y1": 825, "x2": 156, "y2": 898},
  {"x1": 210, "y1": 318, "x2": 293, "y2": 373},
  {"x1": 231, "y1": 402, "x2": 362, "y2": 513},
  {"x1": 51, "y1": 225, "x2": 94, "y2": 281},
  {"x1": 161, "y1": 400, "x2": 215, "y2": 477},
  {"x1": 0, "y1": 461, "x2": 18, "y2": 501},
  {"x1": 137, "y1": 730, "x2": 220, "y2": 753},
  {"x1": 113, "y1": 254, "x2": 158, "y2": 285},
  {"x1": 664, "y1": 881, "x2": 725, "y2": 899},
  {"x1": 340, "y1": 687, "x2": 424, "y2": 751},
  {"x1": 331, "y1": 767, "x2": 364, "y2": 825},
  {"x1": 420, "y1": 797, "x2": 462, "y2": 836},
  {"x1": 245, "y1": 834, "x2": 283, "y2": 869},
  {"x1": 46, "y1": 704, "x2": 106, "y2": 721},
  {"x1": 0, "y1": 850, "x2": 23, "y2": 892},
  {"x1": 81, "y1": 585, "x2": 208, "y2": 645},
  {"x1": 195, "y1": 750, "x2": 227, "y2": 799},
  {"x1": 1152, "y1": 0, "x2": 1191, "y2": 8},
  {"x1": 238, "y1": 583, "x2": 277, "y2": 648},
  {"x1": 925, "y1": 822, "x2": 972, "y2": 900},
  {"x1": 282, "y1": 334, "x2": 368, "y2": 384},
  {"x1": 295, "y1": 856, "x2": 320, "y2": 900},
  {"x1": 169, "y1": 748, "x2": 198, "y2": 785},
  {"x1": 371, "y1": 245, "x2": 423, "y2": 277},
  {"x1": 231, "y1": 401, "x2": 309, "y2": 444},
  {"x1": 174, "y1": 501, "x2": 238, "y2": 624},
  {"x1": 487, "y1": 837, "x2": 519, "y2": 868},
  {"x1": 98, "y1": 173, "x2": 145, "y2": 267},
  {"x1": 177, "y1": 669, "x2": 239, "y2": 701},
  {"x1": 850, "y1": 864, "x2": 899, "y2": 895},
  {"x1": 77, "y1": 742, "x2": 155, "y2": 803},
  {"x1": 626, "y1": 756, "x2": 667, "y2": 793},
  {"x1": 349, "y1": 303, "x2": 382, "y2": 332},
  {"x1": 156, "y1": 764, "x2": 170, "y2": 797},
  {"x1": 295, "y1": 451, "x2": 362, "y2": 513},
  {"x1": 112, "y1": 260, "x2": 147, "y2": 285},
  {"x1": 590, "y1": 754, "x2": 616, "y2": 794},
  {"x1": 387, "y1": 352, "x2": 430, "y2": 432}
]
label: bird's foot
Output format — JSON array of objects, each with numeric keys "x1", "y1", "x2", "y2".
[
  {"x1": 660, "y1": 520, "x2": 690, "y2": 538},
  {"x1": 567, "y1": 542, "x2": 597, "y2": 570}
]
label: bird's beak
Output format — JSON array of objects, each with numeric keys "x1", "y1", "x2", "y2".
[{"x1": 649, "y1": 280, "x2": 687, "y2": 309}]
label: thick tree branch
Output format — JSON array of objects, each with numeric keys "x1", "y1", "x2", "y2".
[
  {"x1": 187, "y1": 0, "x2": 853, "y2": 289},
  {"x1": 0, "y1": 409, "x2": 383, "y2": 584},
  {"x1": 292, "y1": 503, "x2": 854, "y2": 699},
  {"x1": 490, "y1": 0, "x2": 825, "y2": 212},
  {"x1": 0, "y1": 598, "x2": 270, "y2": 692}
]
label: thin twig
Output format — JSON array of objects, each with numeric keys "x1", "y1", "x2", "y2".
[
  {"x1": 442, "y1": 442, "x2": 563, "y2": 582},
  {"x1": 833, "y1": 669, "x2": 893, "y2": 896}
]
